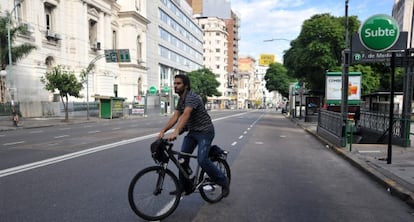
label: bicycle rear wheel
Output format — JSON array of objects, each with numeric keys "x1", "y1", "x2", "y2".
[
  {"x1": 128, "y1": 166, "x2": 181, "y2": 221},
  {"x1": 199, "y1": 158, "x2": 231, "y2": 203}
]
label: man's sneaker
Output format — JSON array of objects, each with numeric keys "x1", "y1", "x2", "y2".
[{"x1": 221, "y1": 182, "x2": 230, "y2": 197}]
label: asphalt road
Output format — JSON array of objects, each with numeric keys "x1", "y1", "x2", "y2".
[{"x1": 1, "y1": 110, "x2": 413, "y2": 221}]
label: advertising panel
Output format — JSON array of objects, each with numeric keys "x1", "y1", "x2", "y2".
[
  {"x1": 259, "y1": 54, "x2": 275, "y2": 66},
  {"x1": 325, "y1": 72, "x2": 361, "y2": 105}
]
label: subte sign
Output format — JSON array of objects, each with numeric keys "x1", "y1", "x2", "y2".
[{"x1": 359, "y1": 14, "x2": 399, "y2": 52}]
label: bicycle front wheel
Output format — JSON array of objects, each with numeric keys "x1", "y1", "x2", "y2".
[
  {"x1": 199, "y1": 158, "x2": 231, "y2": 203},
  {"x1": 128, "y1": 166, "x2": 181, "y2": 221}
]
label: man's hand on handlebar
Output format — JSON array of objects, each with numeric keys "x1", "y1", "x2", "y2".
[
  {"x1": 166, "y1": 131, "x2": 179, "y2": 141},
  {"x1": 158, "y1": 131, "x2": 165, "y2": 139}
]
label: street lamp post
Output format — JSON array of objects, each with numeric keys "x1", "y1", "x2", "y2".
[
  {"x1": 85, "y1": 54, "x2": 105, "y2": 120},
  {"x1": 263, "y1": 38, "x2": 291, "y2": 42},
  {"x1": 7, "y1": 0, "x2": 25, "y2": 99}
]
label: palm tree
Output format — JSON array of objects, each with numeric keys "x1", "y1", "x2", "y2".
[{"x1": 0, "y1": 12, "x2": 36, "y2": 70}]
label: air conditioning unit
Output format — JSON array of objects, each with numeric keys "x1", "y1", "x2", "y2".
[
  {"x1": 54, "y1": 33, "x2": 61, "y2": 40},
  {"x1": 21, "y1": 23, "x2": 33, "y2": 33},
  {"x1": 46, "y1": 30, "x2": 55, "y2": 38},
  {"x1": 91, "y1": 41, "x2": 101, "y2": 50}
]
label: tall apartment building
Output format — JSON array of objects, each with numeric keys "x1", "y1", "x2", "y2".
[
  {"x1": 392, "y1": 0, "x2": 414, "y2": 48},
  {"x1": 146, "y1": 0, "x2": 203, "y2": 96},
  {"x1": 225, "y1": 11, "x2": 240, "y2": 108},
  {"x1": 238, "y1": 56, "x2": 255, "y2": 109},
  {"x1": 187, "y1": 0, "x2": 240, "y2": 109},
  {"x1": 195, "y1": 16, "x2": 229, "y2": 108}
]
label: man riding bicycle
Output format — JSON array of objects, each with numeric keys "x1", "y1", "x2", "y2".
[{"x1": 158, "y1": 74, "x2": 229, "y2": 197}]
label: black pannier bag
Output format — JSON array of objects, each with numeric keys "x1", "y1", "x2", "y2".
[
  {"x1": 209, "y1": 145, "x2": 227, "y2": 160},
  {"x1": 150, "y1": 139, "x2": 169, "y2": 163}
]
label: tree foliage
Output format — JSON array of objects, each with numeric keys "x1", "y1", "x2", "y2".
[
  {"x1": 284, "y1": 13, "x2": 360, "y2": 94},
  {"x1": 0, "y1": 12, "x2": 37, "y2": 70},
  {"x1": 187, "y1": 68, "x2": 221, "y2": 104},
  {"x1": 264, "y1": 62, "x2": 293, "y2": 98},
  {"x1": 40, "y1": 66, "x2": 84, "y2": 121}
]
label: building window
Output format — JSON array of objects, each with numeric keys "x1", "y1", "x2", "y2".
[
  {"x1": 17, "y1": 1, "x2": 25, "y2": 23},
  {"x1": 160, "y1": 65, "x2": 168, "y2": 87},
  {"x1": 135, "y1": 0, "x2": 141, "y2": 10},
  {"x1": 45, "y1": 56, "x2": 55, "y2": 69},
  {"x1": 44, "y1": 3, "x2": 55, "y2": 32},
  {"x1": 137, "y1": 35, "x2": 142, "y2": 62},
  {"x1": 89, "y1": 19, "x2": 98, "y2": 44},
  {"x1": 112, "y1": 30, "x2": 117, "y2": 49}
]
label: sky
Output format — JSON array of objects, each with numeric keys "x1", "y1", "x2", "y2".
[{"x1": 230, "y1": 0, "x2": 395, "y2": 62}]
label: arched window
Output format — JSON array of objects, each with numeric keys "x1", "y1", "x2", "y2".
[
  {"x1": 137, "y1": 35, "x2": 142, "y2": 63},
  {"x1": 45, "y1": 56, "x2": 55, "y2": 69}
]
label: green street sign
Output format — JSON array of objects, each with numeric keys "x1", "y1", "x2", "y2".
[
  {"x1": 359, "y1": 14, "x2": 399, "y2": 52},
  {"x1": 118, "y1": 49, "x2": 131, "y2": 62},
  {"x1": 149, "y1": 86, "x2": 157, "y2": 95},
  {"x1": 104, "y1": 49, "x2": 131, "y2": 63},
  {"x1": 163, "y1": 86, "x2": 170, "y2": 93},
  {"x1": 294, "y1": 82, "x2": 299, "y2": 90}
]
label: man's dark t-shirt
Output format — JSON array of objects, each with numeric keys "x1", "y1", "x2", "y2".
[{"x1": 176, "y1": 91, "x2": 213, "y2": 132}]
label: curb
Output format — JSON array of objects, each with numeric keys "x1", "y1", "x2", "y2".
[{"x1": 294, "y1": 119, "x2": 414, "y2": 209}]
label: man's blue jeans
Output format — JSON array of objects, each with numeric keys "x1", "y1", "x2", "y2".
[{"x1": 179, "y1": 129, "x2": 227, "y2": 187}]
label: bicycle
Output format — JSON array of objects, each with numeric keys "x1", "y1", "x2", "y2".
[{"x1": 128, "y1": 139, "x2": 231, "y2": 221}]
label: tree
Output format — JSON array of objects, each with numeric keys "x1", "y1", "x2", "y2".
[
  {"x1": 284, "y1": 13, "x2": 360, "y2": 93},
  {"x1": 187, "y1": 68, "x2": 221, "y2": 104},
  {"x1": 0, "y1": 12, "x2": 37, "y2": 70},
  {"x1": 40, "y1": 66, "x2": 84, "y2": 121},
  {"x1": 264, "y1": 62, "x2": 294, "y2": 98}
]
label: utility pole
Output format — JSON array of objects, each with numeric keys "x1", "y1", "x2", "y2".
[{"x1": 341, "y1": 0, "x2": 350, "y2": 146}]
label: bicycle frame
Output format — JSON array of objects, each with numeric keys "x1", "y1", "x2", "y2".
[{"x1": 165, "y1": 146, "x2": 201, "y2": 182}]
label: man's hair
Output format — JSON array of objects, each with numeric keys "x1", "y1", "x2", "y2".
[{"x1": 175, "y1": 74, "x2": 191, "y2": 90}]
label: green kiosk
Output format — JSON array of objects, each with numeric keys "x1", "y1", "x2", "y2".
[{"x1": 95, "y1": 96, "x2": 126, "y2": 119}]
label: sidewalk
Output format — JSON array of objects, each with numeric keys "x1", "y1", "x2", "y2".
[
  {"x1": 294, "y1": 118, "x2": 414, "y2": 208},
  {"x1": 0, "y1": 114, "x2": 151, "y2": 131}
]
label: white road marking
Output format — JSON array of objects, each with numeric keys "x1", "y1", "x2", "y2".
[
  {"x1": 3, "y1": 141, "x2": 25, "y2": 146},
  {"x1": 59, "y1": 127, "x2": 70, "y2": 130},
  {"x1": 231, "y1": 141, "x2": 237, "y2": 146},
  {"x1": 0, "y1": 133, "x2": 158, "y2": 178},
  {"x1": 243, "y1": 131, "x2": 247, "y2": 134},
  {"x1": 29, "y1": 130, "x2": 43, "y2": 134},
  {"x1": 54, "y1": 135, "x2": 69, "y2": 139},
  {"x1": 280, "y1": 135, "x2": 287, "y2": 138},
  {"x1": 238, "y1": 135, "x2": 243, "y2": 139},
  {"x1": 88, "y1": 130, "x2": 100, "y2": 134},
  {"x1": 112, "y1": 127, "x2": 120, "y2": 130}
]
